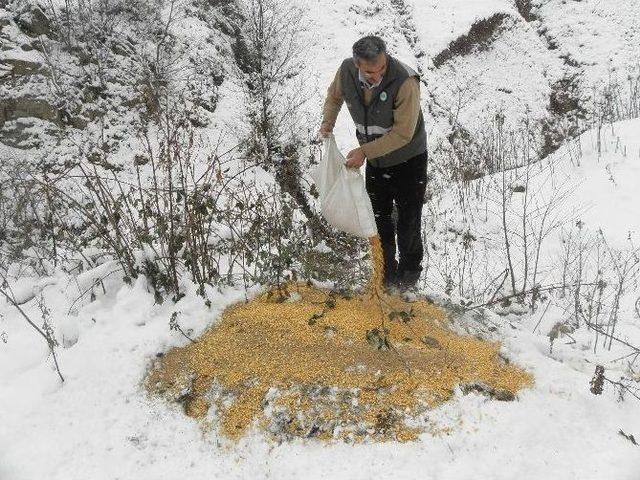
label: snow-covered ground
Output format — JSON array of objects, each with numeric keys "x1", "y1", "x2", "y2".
[
  {"x1": 3, "y1": 119, "x2": 640, "y2": 479},
  {"x1": 2, "y1": 0, "x2": 640, "y2": 478},
  {"x1": 304, "y1": 0, "x2": 640, "y2": 163}
]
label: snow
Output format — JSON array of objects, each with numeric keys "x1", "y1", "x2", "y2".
[
  {"x1": 534, "y1": 0, "x2": 640, "y2": 86},
  {"x1": 0, "y1": 45, "x2": 42, "y2": 64},
  {"x1": 567, "y1": 119, "x2": 640, "y2": 244},
  {"x1": 408, "y1": 0, "x2": 517, "y2": 56},
  {"x1": 2, "y1": 0, "x2": 640, "y2": 478},
  {"x1": 2, "y1": 272, "x2": 640, "y2": 478},
  {"x1": 2, "y1": 121, "x2": 640, "y2": 479}
]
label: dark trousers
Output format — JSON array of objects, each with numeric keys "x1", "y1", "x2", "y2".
[{"x1": 365, "y1": 151, "x2": 428, "y2": 284}]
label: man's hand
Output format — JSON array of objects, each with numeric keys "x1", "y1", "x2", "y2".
[
  {"x1": 317, "y1": 125, "x2": 332, "y2": 141},
  {"x1": 345, "y1": 147, "x2": 366, "y2": 169}
]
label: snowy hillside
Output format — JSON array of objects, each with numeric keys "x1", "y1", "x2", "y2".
[
  {"x1": 2, "y1": 120, "x2": 640, "y2": 480},
  {"x1": 1, "y1": 0, "x2": 640, "y2": 479},
  {"x1": 306, "y1": 0, "x2": 640, "y2": 159},
  {"x1": 3, "y1": 0, "x2": 639, "y2": 158}
]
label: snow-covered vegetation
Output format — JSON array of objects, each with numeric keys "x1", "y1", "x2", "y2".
[{"x1": 1, "y1": 0, "x2": 640, "y2": 478}]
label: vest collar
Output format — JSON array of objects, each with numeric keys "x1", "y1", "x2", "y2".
[{"x1": 346, "y1": 55, "x2": 400, "y2": 109}]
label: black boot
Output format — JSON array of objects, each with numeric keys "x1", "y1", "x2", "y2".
[
  {"x1": 397, "y1": 269, "x2": 421, "y2": 292},
  {"x1": 383, "y1": 267, "x2": 399, "y2": 292}
]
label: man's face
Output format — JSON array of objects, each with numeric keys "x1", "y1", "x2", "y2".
[{"x1": 356, "y1": 53, "x2": 387, "y2": 84}]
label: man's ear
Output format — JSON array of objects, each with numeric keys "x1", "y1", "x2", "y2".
[{"x1": 352, "y1": 58, "x2": 360, "y2": 69}]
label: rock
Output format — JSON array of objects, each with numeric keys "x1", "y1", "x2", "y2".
[
  {"x1": 15, "y1": 7, "x2": 52, "y2": 38},
  {"x1": 0, "y1": 119, "x2": 47, "y2": 148},
  {"x1": 460, "y1": 381, "x2": 516, "y2": 401},
  {"x1": 493, "y1": 389, "x2": 515, "y2": 401},
  {"x1": 2, "y1": 57, "x2": 42, "y2": 76},
  {"x1": 0, "y1": 96, "x2": 61, "y2": 126},
  {"x1": 421, "y1": 336, "x2": 441, "y2": 349},
  {"x1": 366, "y1": 328, "x2": 390, "y2": 351}
]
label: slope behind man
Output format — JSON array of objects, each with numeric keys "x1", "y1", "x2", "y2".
[{"x1": 319, "y1": 35, "x2": 428, "y2": 291}]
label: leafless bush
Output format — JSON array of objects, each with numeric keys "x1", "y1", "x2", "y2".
[
  {"x1": 442, "y1": 63, "x2": 640, "y2": 191},
  {"x1": 558, "y1": 227, "x2": 640, "y2": 353},
  {"x1": 590, "y1": 64, "x2": 640, "y2": 126},
  {"x1": 0, "y1": 155, "x2": 81, "y2": 275},
  {"x1": 232, "y1": 0, "x2": 337, "y2": 233},
  {"x1": 430, "y1": 115, "x2": 572, "y2": 307},
  {"x1": 434, "y1": 64, "x2": 640, "y2": 306},
  {"x1": 586, "y1": 64, "x2": 640, "y2": 159},
  {"x1": 432, "y1": 13, "x2": 510, "y2": 68},
  {"x1": 1, "y1": 0, "x2": 368, "y2": 308},
  {"x1": 3, "y1": 115, "x2": 355, "y2": 306},
  {"x1": 225, "y1": 0, "x2": 367, "y2": 286},
  {"x1": 231, "y1": 0, "x2": 308, "y2": 164}
]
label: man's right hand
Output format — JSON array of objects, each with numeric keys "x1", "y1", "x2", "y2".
[{"x1": 318, "y1": 126, "x2": 332, "y2": 140}]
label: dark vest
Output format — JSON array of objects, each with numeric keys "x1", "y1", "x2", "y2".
[{"x1": 339, "y1": 55, "x2": 427, "y2": 168}]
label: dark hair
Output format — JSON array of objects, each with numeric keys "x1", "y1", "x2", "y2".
[{"x1": 352, "y1": 36, "x2": 386, "y2": 62}]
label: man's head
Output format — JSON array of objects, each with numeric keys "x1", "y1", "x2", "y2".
[{"x1": 352, "y1": 36, "x2": 388, "y2": 84}]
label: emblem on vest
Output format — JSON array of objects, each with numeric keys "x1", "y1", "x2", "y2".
[{"x1": 380, "y1": 91, "x2": 388, "y2": 102}]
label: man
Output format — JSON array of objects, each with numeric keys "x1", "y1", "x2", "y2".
[{"x1": 319, "y1": 35, "x2": 428, "y2": 291}]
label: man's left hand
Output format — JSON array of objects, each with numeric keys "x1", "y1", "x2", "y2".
[{"x1": 345, "y1": 147, "x2": 366, "y2": 169}]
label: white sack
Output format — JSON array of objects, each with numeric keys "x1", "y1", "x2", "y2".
[{"x1": 311, "y1": 135, "x2": 377, "y2": 238}]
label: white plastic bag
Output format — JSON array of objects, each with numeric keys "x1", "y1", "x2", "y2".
[{"x1": 311, "y1": 135, "x2": 377, "y2": 238}]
